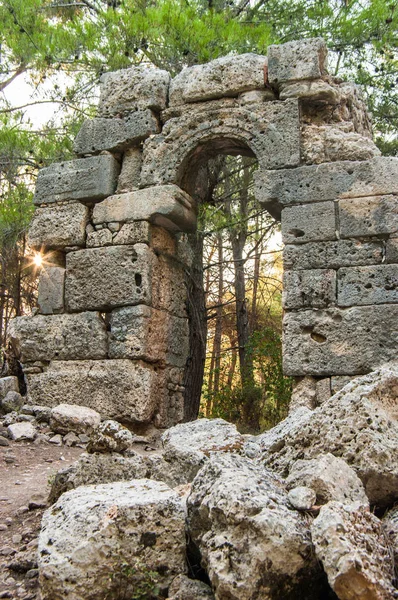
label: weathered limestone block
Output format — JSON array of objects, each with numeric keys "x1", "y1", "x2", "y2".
[
  {"x1": 331, "y1": 375, "x2": 354, "y2": 394},
  {"x1": 337, "y1": 82, "x2": 374, "y2": 138},
  {"x1": 8, "y1": 312, "x2": 107, "y2": 362},
  {"x1": 168, "y1": 575, "x2": 214, "y2": 600},
  {"x1": 73, "y1": 112, "x2": 159, "y2": 155},
  {"x1": 150, "y1": 225, "x2": 177, "y2": 257},
  {"x1": 312, "y1": 502, "x2": 395, "y2": 600},
  {"x1": 287, "y1": 486, "x2": 316, "y2": 510},
  {"x1": 113, "y1": 221, "x2": 150, "y2": 245},
  {"x1": 238, "y1": 89, "x2": 275, "y2": 104},
  {"x1": 50, "y1": 403, "x2": 101, "y2": 435},
  {"x1": 92, "y1": 185, "x2": 197, "y2": 234},
  {"x1": 268, "y1": 38, "x2": 328, "y2": 84},
  {"x1": 38, "y1": 266, "x2": 65, "y2": 314},
  {"x1": 283, "y1": 240, "x2": 383, "y2": 271},
  {"x1": 259, "y1": 365, "x2": 398, "y2": 506},
  {"x1": 187, "y1": 453, "x2": 323, "y2": 600},
  {"x1": 109, "y1": 305, "x2": 189, "y2": 367},
  {"x1": 289, "y1": 376, "x2": 317, "y2": 412},
  {"x1": 281, "y1": 202, "x2": 336, "y2": 244},
  {"x1": 338, "y1": 265, "x2": 398, "y2": 306},
  {"x1": 86, "y1": 228, "x2": 113, "y2": 247},
  {"x1": 386, "y1": 236, "x2": 398, "y2": 263},
  {"x1": 315, "y1": 377, "x2": 331, "y2": 405},
  {"x1": 302, "y1": 124, "x2": 380, "y2": 164},
  {"x1": 283, "y1": 305, "x2": 398, "y2": 376},
  {"x1": 116, "y1": 147, "x2": 142, "y2": 192},
  {"x1": 283, "y1": 269, "x2": 336, "y2": 309},
  {"x1": 141, "y1": 99, "x2": 300, "y2": 186},
  {"x1": 28, "y1": 202, "x2": 88, "y2": 249},
  {"x1": 286, "y1": 454, "x2": 368, "y2": 506},
  {"x1": 169, "y1": 54, "x2": 267, "y2": 106},
  {"x1": 26, "y1": 359, "x2": 166, "y2": 423},
  {"x1": 339, "y1": 195, "x2": 398, "y2": 238},
  {"x1": 34, "y1": 155, "x2": 120, "y2": 205},
  {"x1": 39, "y1": 480, "x2": 186, "y2": 600},
  {"x1": 7, "y1": 422, "x2": 37, "y2": 441},
  {"x1": 98, "y1": 65, "x2": 170, "y2": 116},
  {"x1": 87, "y1": 420, "x2": 134, "y2": 454},
  {"x1": 0, "y1": 376, "x2": 19, "y2": 400},
  {"x1": 280, "y1": 79, "x2": 339, "y2": 102},
  {"x1": 1, "y1": 390, "x2": 23, "y2": 413},
  {"x1": 255, "y1": 157, "x2": 398, "y2": 208}
]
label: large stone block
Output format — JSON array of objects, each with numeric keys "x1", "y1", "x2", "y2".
[
  {"x1": 73, "y1": 112, "x2": 159, "y2": 155},
  {"x1": 283, "y1": 305, "x2": 398, "y2": 376},
  {"x1": 92, "y1": 185, "x2": 197, "y2": 233},
  {"x1": 8, "y1": 312, "x2": 107, "y2": 362},
  {"x1": 33, "y1": 155, "x2": 120, "y2": 205},
  {"x1": 109, "y1": 305, "x2": 189, "y2": 367},
  {"x1": 339, "y1": 195, "x2": 398, "y2": 238},
  {"x1": 141, "y1": 99, "x2": 300, "y2": 187},
  {"x1": 169, "y1": 53, "x2": 267, "y2": 106},
  {"x1": 281, "y1": 202, "x2": 336, "y2": 244},
  {"x1": 338, "y1": 265, "x2": 398, "y2": 306},
  {"x1": 283, "y1": 240, "x2": 383, "y2": 271},
  {"x1": 98, "y1": 65, "x2": 170, "y2": 116},
  {"x1": 38, "y1": 266, "x2": 65, "y2": 314},
  {"x1": 28, "y1": 202, "x2": 88, "y2": 249},
  {"x1": 254, "y1": 157, "x2": 398, "y2": 209},
  {"x1": 302, "y1": 124, "x2": 380, "y2": 165},
  {"x1": 26, "y1": 359, "x2": 165, "y2": 423},
  {"x1": 283, "y1": 269, "x2": 336, "y2": 309},
  {"x1": 268, "y1": 38, "x2": 328, "y2": 84}
]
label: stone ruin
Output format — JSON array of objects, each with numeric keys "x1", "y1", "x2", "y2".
[{"x1": 8, "y1": 37, "x2": 398, "y2": 428}]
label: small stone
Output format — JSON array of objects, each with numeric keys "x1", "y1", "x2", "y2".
[
  {"x1": 16, "y1": 507, "x2": 29, "y2": 515},
  {"x1": 50, "y1": 403, "x2": 101, "y2": 435},
  {"x1": 1, "y1": 391, "x2": 24, "y2": 414},
  {"x1": 0, "y1": 524, "x2": 7, "y2": 531},
  {"x1": 78, "y1": 434, "x2": 90, "y2": 444},
  {"x1": 0, "y1": 435, "x2": 10, "y2": 446},
  {"x1": 7, "y1": 422, "x2": 37, "y2": 442},
  {"x1": 288, "y1": 486, "x2": 316, "y2": 510},
  {"x1": 12, "y1": 534, "x2": 22, "y2": 544},
  {"x1": 49, "y1": 434, "x2": 62, "y2": 445},
  {"x1": 25, "y1": 569, "x2": 39, "y2": 579},
  {"x1": 63, "y1": 432, "x2": 80, "y2": 447},
  {"x1": 4, "y1": 455, "x2": 16, "y2": 464},
  {"x1": 1, "y1": 546, "x2": 16, "y2": 556}
]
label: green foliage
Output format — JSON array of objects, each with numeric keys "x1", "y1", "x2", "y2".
[{"x1": 109, "y1": 558, "x2": 161, "y2": 600}]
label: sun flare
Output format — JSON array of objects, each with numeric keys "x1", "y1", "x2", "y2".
[{"x1": 33, "y1": 253, "x2": 43, "y2": 268}]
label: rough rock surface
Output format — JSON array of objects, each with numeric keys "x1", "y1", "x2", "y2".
[
  {"x1": 86, "y1": 420, "x2": 133, "y2": 454},
  {"x1": 287, "y1": 486, "x2": 316, "y2": 511},
  {"x1": 188, "y1": 453, "x2": 323, "y2": 600},
  {"x1": 286, "y1": 453, "x2": 368, "y2": 507},
  {"x1": 50, "y1": 404, "x2": 101, "y2": 435},
  {"x1": 302, "y1": 124, "x2": 380, "y2": 164},
  {"x1": 28, "y1": 202, "x2": 88, "y2": 250},
  {"x1": 168, "y1": 574, "x2": 215, "y2": 599},
  {"x1": 1, "y1": 391, "x2": 24, "y2": 413},
  {"x1": 312, "y1": 502, "x2": 395, "y2": 600},
  {"x1": 268, "y1": 38, "x2": 327, "y2": 83},
  {"x1": 383, "y1": 506, "x2": 398, "y2": 568},
  {"x1": 0, "y1": 376, "x2": 19, "y2": 400},
  {"x1": 39, "y1": 479, "x2": 186, "y2": 599},
  {"x1": 259, "y1": 365, "x2": 398, "y2": 506},
  {"x1": 7, "y1": 422, "x2": 37, "y2": 441}
]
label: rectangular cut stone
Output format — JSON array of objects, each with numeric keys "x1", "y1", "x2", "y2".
[
  {"x1": 109, "y1": 305, "x2": 189, "y2": 367},
  {"x1": 283, "y1": 270, "x2": 336, "y2": 309},
  {"x1": 338, "y1": 265, "x2": 398, "y2": 306},
  {"x1": 26, "y1": 359, "x2": 165, "y2": 423},
  {"x1": 92, "y1": 185, "x2": 197, "y2": 234},
  {"x1": 28, "y1": 202, "x2": 88, "y2": 250},
  {"x1": 98, "y1": 66, "x2": 170, "y2": 116},
  {"x1": 38, "y1": 266, "x2": 65, "y2": 314},
  {"x1": 113, "y1": 222, "x2": 151, "y2": 245},
  {"x1": 283, "y1": 305, "x2": 398, "y2": 376},
  {"x1": 268, "y1": 38, "x2": 327, "y2": 84},
  {"x1": 33, "y1": 155, "x2": 120, "y2": 205},
  {"x1": 339, "y1": 196, "x2": 398, "y2": 238},
  {"x1": 73, "y1": 112, "x2": 159, "y2": 155},
  {"x1": 386, "y1": 237, "x2": 398, "y2": 263},
  {"x1": 8, "y1": 313, "x2": 107, "y2": 363},
  {"x1": 86, "y1": 228, "x2": 113, "y2": 247},
  {"x1": 255, "y1": 157, "x2": 398, "y2": 208},
  {"x1": 281, "y1": 202, "x2": 336, "y2": 244},
  {"x1": 169, "y1": 54, "x2": 267, "y2": 106},
  {"x1": 283, "y1": 240, "x2": 383, "y2": 270},
  {"x1": 117, "y1": 148, "x2": 142, "y2": 193}
]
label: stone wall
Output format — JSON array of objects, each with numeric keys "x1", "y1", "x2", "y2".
[{"x1": 8, "y1": 38, "x2": 398, "y2": 426}]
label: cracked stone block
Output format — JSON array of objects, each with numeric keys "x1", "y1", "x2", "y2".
[
  {"x1": 33, "y1": 155, "x2": 120, "y2": 205},
  {"x1": 254, "y1": 157, "x2": 398, "y2": 209},
  {"x1": 98, "y1": 65, "x2": 170, "y2": 116},
  {"x1": 38, "y1": 266, "x2": 65, "y2": 314},
  {"x1": 268, "y1": 38, "x2": 328, "y2": 84},
  {"x1": 283, "y1": 305, "x2": 398, "y2": 376},
  {"x1": 339, "y1": 195, "x2": 398, "y2": 238},
  {"x1": 281, "y1": 202, "x2": 336, "y2": 244},
  {"x1": 73, "y1": 112, "x2": 159, "y2": 155},
  {"x1": 283, "y1": 240, "x2": 383, "y2": 271},
  {"x1": 116, "y1": 147, "x2": 142, "y2": 192},
  {"x1": 302, "y1": 124, "x2": 380, "y2": 164},
  {"x1": 86, "y1": 228, "x2": 113, "y2": 247},
  {"x1": 109, "y1": 305, "x2": 189, "y2": 367},
  {"x1": 113, "y1": 222, "x2": 150, "y2": 245},
  {"x1": 26, "y1": 360, "x2": 166, "y2": 423},
  {"x1": 338, "y1": 265, "x2": 398, "y2": 306},
  {"x1": 92, "y1": 185, "x2": 197, "y2": 234},
  {"x1": 28, "y1": 202, "x2": 88, "y2": 250},
  {"x1": 8, "y1": 312, "x2": 107, "y2": 362},
  {"x1": 283, "y1": 269, "x2": 336, "y2": 309},
  {"x1": 169, "y1": 53, "x2": 267, "y2": 106}
]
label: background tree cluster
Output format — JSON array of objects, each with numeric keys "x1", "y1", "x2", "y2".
[{"x1": 0, "y1": 0, "x2": 397, "y2": 428}]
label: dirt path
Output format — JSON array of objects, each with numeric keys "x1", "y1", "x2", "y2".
[{"x1": 0, "y1": 442, "x2": 84, "y2": 599}]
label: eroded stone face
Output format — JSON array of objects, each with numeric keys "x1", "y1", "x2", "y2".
[
  {"x1": 268, "y1": 38, "x2": 328, "y2": 84},
  {"x1": 28, "y1": 202, "x2": 88, "y2": 250}
]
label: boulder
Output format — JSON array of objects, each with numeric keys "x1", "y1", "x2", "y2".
[
  {"x1": 187, "y1": 453, "x2": 324, "y2": 600},
  {"x1": 286, "y1": 453, "x2": 368, "y2": 507},
  {"x1": 39, "y1": 479, "x2": 186, "y2": 600},
  {"x1": 258, "y1": 365, "x2": 398, "y2": 506},
  {"x1": 50, "y1": 404, "x2": 101, "y2": 435},
  {"x1": 168, "y1": 575, "x2": 214, "y2": 599},
  {"x1": 87, "y1": 420, "x2": 134, "y2": 454},
  {"x1": 1, "y1": 391, "x2": 24, "y2": 414},
  {"x1": 312, "y1": 502, "x2": 395, "y2": 600},
  {"x1": 7, "y1": 422, "x2": 37, "y2": 441},
  {"x1": 0, "y1": 376, "x2": 19, "y2": 401}
]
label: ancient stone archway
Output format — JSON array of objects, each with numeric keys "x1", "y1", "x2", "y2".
[{"x1": 9, "y1": 38, "x2": 398, "y2": 427}]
